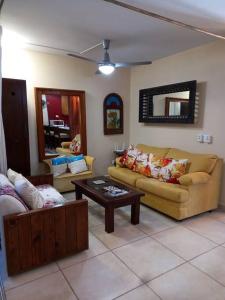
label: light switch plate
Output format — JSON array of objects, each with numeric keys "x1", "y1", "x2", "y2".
[
  {"x1": 197, "y1": 134, "x2": 203, "y2": 143},
  {"x1": 203, "y1": 134, "x2": 212, "y2": 144}
]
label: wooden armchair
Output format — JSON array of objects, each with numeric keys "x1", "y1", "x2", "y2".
[{"x1": 3, "y1": 174, "x2": 88, "y2": 276}]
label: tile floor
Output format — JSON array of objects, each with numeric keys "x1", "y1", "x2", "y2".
[{"x1": 1, "y1": 192, "x2": 225, "y2": 300}]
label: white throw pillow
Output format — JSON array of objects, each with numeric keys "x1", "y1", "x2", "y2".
[
  {"x1": 0, "y1": 194, "x2": 27, "y2": 217},
  {"x1": 37, "y1": 185, "x2": 65, "y2": 207},
  {"x1": 0, "y1": 174, "x2": 14, "y2": 188},
  {"x1": 68, "y1": 159, "x2": 88, "y2": 174},
  {"x1": 7, "y1": 169, "x2": 23, "y2": 184},
  {"x1": 52, "y1": 164, "x2": 67, "y2": 177},
  {"x1": 15, "y1": 179, "x2": 44, "y2": 209}
]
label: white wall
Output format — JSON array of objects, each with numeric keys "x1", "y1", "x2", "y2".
[
  {"x1": 2, "y1": 48, "x2": 130, "y2": 175},
  {"x1": 130, "y1": 41, "x2": 225, "y2": 204}
]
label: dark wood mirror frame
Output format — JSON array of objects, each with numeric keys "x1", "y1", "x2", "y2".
[
  {"x1": 35, "y1": 87, "x2": 87, "y2": 161},
  {"x1": 139, "y1": 80, "x2": 197, "y2": 124}
]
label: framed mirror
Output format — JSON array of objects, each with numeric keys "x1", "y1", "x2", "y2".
[
  {"x1": 139, "y1": 80, "x2": 197, "y2": 123},
  {"x1": 35, "y1": 87, "x2": 87, "y2": 161}
]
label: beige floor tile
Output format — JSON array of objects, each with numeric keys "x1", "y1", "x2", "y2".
[
  {"x1": 63, "y1": 192, "x2": 75, "y2": 201},
  {"x1": 88, "y1": 210, "x2": 104, "y2": 227},
  {"x1": 113, "y1": 237, "x2": 184, "y2": 282},
  {"x1": 208, "y1": 210, "x2": 225, "y2": 223},
  {"x1": 137, "y1": 211, "x2": 177, "y2": 235},
  {"x1": 191, "y1": 246, "x2": 225, "y2": 285},
  {"x1": 117, "y1": 284, "x2": 160, "y2": 300},
  {"x1": 4, "y1": 263, "x2": 59, "y2": 291},
  {"x1": 153, "y1": 226, "x2": 216, "y2": 260},
  {"x1": 91, "y1": 223, "x2": 147, "y2": 249},
  {"x1": 57, "y1": 233, "x2": 109, "y2": 269},
  {"x1": 63, "y1": 252, "x2": 142, "y2": 300},
  {"x1": 149, "y1": 263, "x2": 225, "y2": 300},
  {"x1": 184, "y1": 216, "x2": 225, "y2": 244},
  {"x1": 140, "y1": 205, "x2": 177, "y2": 224},
  {"x1": 6, "y1": 271, "x2": 77, "y2": 300}
]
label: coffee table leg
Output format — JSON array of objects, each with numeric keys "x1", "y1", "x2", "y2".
[
  {"x1": 105, "y1": 207, "x2": 114, "y2": 233},
  {"x1": 131, "y1": 198, "x2": 140, "y2": 225},
  {"x1": 75, "y1": 186, "x2": 82, "y2": 200}
]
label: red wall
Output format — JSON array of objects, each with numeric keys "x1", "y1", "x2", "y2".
[{"x1": 47, "y1": 95, "x2": 69, "y2": 125}]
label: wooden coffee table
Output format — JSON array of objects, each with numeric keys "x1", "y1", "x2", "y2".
[{"x1": 72, "y1": 176, "x2": 144, "y2": 233}]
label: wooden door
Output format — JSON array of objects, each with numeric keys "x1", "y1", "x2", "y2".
[{"x1": 2, "y1": 78, "x2": 31, "y2": 175}]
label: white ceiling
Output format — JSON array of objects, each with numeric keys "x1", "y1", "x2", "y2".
[{"x1": 1, "y1": 0, "x2": 225, "y2": 63}]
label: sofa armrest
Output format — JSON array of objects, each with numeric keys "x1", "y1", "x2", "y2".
[
  {"x1": 4, "y1": 199, "x2": 88, "y2": 275},
  {"x1": 178, "y1": 172, "x2": 211, "y2": 186},
  {"x1": 85, "y1": 156, "x2": 95, "y2": 171},
  {"x1": 26, "y1": 174, "x2": 53, "y2": 186}
]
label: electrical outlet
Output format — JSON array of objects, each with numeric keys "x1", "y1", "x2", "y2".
[
  {"x1": 203, "y1": 134, "x2": 212, "y2": 144},
  {"x1": 197, "y1": 134, "x2": 203, "y2": 143}
]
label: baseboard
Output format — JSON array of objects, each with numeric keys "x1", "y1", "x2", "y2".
[{"x1": 218, "y1": 203, "x2": 225, "y2": 211}]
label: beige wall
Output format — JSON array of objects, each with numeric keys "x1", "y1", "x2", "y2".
[
  {"x1": 2, "y1": 48, "x2": 130, "y2": 175},
  {"x1": 130, "y1": 41, "x2": 225, "y2": 204}
]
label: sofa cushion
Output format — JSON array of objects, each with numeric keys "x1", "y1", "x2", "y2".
[
  {"x1": 108, "y1": 166, "x2": 145, "y2": 186},
  {"x1": 165, "y1": 148, "x2": 217, "y2": 174},
  {"x1": 136, "y1": 178, "x2": 189, "y2": 203},
  {"x1": 136, "y1": 144, "x2": 169, "y2": 157}
]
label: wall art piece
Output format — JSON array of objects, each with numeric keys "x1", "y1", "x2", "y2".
[{"x1": 103, "y1": 93, "x2": 123, "y2": 135}]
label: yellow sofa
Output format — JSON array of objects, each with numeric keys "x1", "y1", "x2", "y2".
[
  {"x1": 108, "y1": 144, "x2": 223, "y2": 220},
  {"x1": 44, "y1": 155, "x2": 95, "y2": 192}
]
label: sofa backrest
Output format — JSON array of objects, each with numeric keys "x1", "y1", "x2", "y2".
[
  {"x1": 165, "y1": 148, "x2": 218, "y2": 174},
  {"x1": 136, "y1": 144, "x2": 170, "y2": 157},
  {"x1": 135, "y1": 144, "x2": 218, "y2": 174}
]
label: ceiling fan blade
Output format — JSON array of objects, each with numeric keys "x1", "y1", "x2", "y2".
[
  {"x1": 95, "y1": 70, "x2": 102, "y2": 75},
  {"x1": 115, "y1": 61, "x2": 152, "y2": 68},
  {"x1": 68, "y1": 53, "x2": 97, "y2": 63}
]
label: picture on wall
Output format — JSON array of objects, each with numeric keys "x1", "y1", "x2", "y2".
[{"x1": 103, "y1": 93, "x2": 123, "y2": 135}]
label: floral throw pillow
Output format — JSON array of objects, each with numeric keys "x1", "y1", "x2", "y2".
[
  {"x1": 69, "y1": 134, "x2": 81, "y2": 153},
  {"x1": 134, "y1": 152, "x2": 151, "y2": 176},
  {"x1": 158, "y1": 158, "x2": 188, "y2": 183},
  {"x1": 119, "y1": 145, "x2": 140, "y2": 170}
]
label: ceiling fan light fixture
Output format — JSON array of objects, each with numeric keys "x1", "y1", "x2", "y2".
[{"x1": 98, "y1": 63, "x2": 115, "y2": 75}]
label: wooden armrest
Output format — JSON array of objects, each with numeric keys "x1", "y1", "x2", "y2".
[
  {"x1": 4, "y1": 199, "x2": 88, "y2": 275},
  {"x1": 26, "y1": 174, "x2": 53, "y2": 186},
  {"x1": 4, "y1": 199, "x2": 87, "y2": 219}
]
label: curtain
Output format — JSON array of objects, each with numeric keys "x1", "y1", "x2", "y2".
[{"x1": 0, "y1": 26, "x2": 7, "y2": 174}]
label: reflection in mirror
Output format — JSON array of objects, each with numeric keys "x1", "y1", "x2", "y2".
[
  {"x1": 42, "y1": 94, "x2": 72, "y2": 156},
  {"x1": 139, "y1": 80, "x2": 196, "y2": 124},
  {"x1": 35, "y1": 88, "x2": 87, "y2": 161},
  {"x1": 153, "y1": 91, "x2": 190, "y2": 117}
]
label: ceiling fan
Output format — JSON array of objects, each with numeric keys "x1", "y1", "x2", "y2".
[{"x1": 68, "y1": 39, "x2": 152, "y2": 75}]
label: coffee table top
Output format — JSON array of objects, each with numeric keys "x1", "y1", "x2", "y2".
[{"x1": 72, "y1": 176, "x2": 144, "y2": 203}]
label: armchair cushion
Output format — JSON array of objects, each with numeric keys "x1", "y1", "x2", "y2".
[{"x1": 178, "y1": 172, "x2": 211, "y2": 186}]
